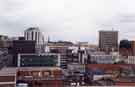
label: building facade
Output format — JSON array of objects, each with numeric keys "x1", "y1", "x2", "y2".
[
  {"x1": 47, "y1": 41, "x2": 74, "y2": 69},
  {"x1": 24, "y1": 27, "x2": 45, "y2": 53},
  {"x1": 127, "y1": 56, "x2": 135, "y2": 64},
  {"x1": 89, "y1": 54, "x2": 115, "y2": 64},
  {"x1": 11, "y1": 39, "x2": 36, "y2": 66},
  {"x1": 0, "y1": 68, "x2": 16, "y2": 87},
  {"x1": 0, "y1": 67, "x2": 64, "y2": 87},
  {"x1": 17, "y1": 53, "x2": 61, "y2": 67},
  {"x1": 99, "y1": 30, "x2": 118, "y2": 52},
  {"x1": 17, "y1": 67, "x2": 64, "y2": 87}
]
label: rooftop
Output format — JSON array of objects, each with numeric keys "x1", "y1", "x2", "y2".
[
  {"x1": 0, "y1": 67, "x2": 17, "y2": 76},
  {"x1": 0, "y1": 67, "x2": 61, "y2": 76},
  {"x1": 25, "y1": 27, "x2": 40, "y2": 31}
]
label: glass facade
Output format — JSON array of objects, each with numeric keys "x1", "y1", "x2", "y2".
[{"x1": 20, "y1": 55, "x2": 58, "y2": 67}]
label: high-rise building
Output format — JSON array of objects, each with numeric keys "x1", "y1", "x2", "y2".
[
  {"x1": 24, "y1": 27, "x2": 45, "y2": 53},
  {"x1": 99, "y1": 30, "x2": 118, "y2": 52}
]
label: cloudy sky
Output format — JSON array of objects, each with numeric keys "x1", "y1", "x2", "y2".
[{"x1": 0, "y1": 0, "x2": 135, "y2": 44}]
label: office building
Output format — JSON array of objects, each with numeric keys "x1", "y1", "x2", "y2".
[
  {"x1": 89, "y1": 54, "x2": 115, "y2": 64},
  {"x1": 119, "y1": 40, "x2": 132, "y2": 57},
  {"x1": 126, "y1": 56, "x2": 135, "y2": 64},
  {"x1": 11, "y1": 39, "x2": 36, "y2": 66},
  {"x1": 99, "y1": 30, "x2": 118, "y2": 52},
  {"x1": 48, "y1": 41, "x2": 73, "y2": 69},
  {"x1": 24, "y1": 27, "x2": 44, "y2": 45},
  {"x1": 49, "y1": 46, "x2": 71, "y2": 69},
  {"x1": 24, "y1": 27, "x2": 45, "y2": 53},
  {"x1": 119, "y1": 40, "x2": 135, "y2": 57},
  {"x1": 17, "y1": 53, "x2": 61, "y2": 67}
]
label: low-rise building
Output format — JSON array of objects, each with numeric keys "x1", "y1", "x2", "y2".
[
  {"x1": 66, "y1": 63, "x2": 85, "y2": 86},
  {"x1": 49, "y1": 45, "x2": 72, "y2": 69},
  {"x1": 0, "y1": 48, "x2": 13, "y2": 68},
  {"x1": 0, "y1": 67, "x2": 64, "y2": 87},
  {"x1": 0, "y1": 68, "x2": 16, "y2": 87},
  {"x1": 89, "y1": 54, "x2": 115, "y2": 64},
  {"x1": 127, "y1": 56, "x2": 135, "y2": 64},
  {"x1": 17, "y1": 67, "x2": 64, "y2": 87},
  {"x1": 85, "y1": 64, "x2": 135, "y2": 86},
  {"x1": 17, "y1": 53, "x2": 61, "y2": 67}
]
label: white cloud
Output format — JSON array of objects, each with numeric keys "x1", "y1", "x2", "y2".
[{"x1": 0, "y1": 0, "x2": 135, "y2": 43}]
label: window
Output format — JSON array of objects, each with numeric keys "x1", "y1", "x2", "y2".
[{"x1": 44, "y1": 71, "x2": 50, "y2": 76}]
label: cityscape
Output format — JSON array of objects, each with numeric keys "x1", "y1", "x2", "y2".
[
  {"x1": 1, "y1": 0, "x2": 135, "y2": 87},
  {"x1": 0, "y1": 27, "x2": 135, "y2": 87}
]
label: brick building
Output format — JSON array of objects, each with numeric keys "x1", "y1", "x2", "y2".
[{"x1": 17, "y1": 67, "x2": 64, "y2": 87}]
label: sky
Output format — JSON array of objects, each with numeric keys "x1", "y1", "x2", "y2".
[{"x1": 0, "y1": 0, "x2": 135, "y2": 44}]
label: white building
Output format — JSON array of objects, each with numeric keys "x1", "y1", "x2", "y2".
[
  {"x1": 127, "y1": 56, "x2": 135, "y2": 64},
  {"x1": 24, "y1": 27, "x2": 44, "y2": 44},
  {"x1": 24, "y1": 27, "x2": 45, "y2": 53},
  {"x1": 67, "y1": 63, "x2": 85, "y2": 73},
  {"x1": 90, "y1": 54, "x2": 115, "y2": 64}
]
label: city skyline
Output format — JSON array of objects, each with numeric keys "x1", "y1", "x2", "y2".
[{"x1": 1, "y1": 0, "x2": 135, "y2": 43}]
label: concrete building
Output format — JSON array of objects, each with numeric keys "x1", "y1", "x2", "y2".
[
  {"x1": 24, "y1": 27, "x2": 45, "y2": 53},
  {"x1": 89, "y1": 54, "x2": 115, "y2": 64},
  {"x1": 48, "y1": 41, "x2": 73, "y2": 69},
  {"x1": 87, "y1": 51, "x2": 121, "y2": 64},
  {"x1": 49, "y1": 46, "x2": 70, "y2": 69},
  {"x1": 66, "y1": 63, "x2": 85, "y2": 86},
  {"x1": 0, "y1": 36, "x2": 13, "y2": 68},
  {"x1": 99, "y1": 30, "x2": 118, "y2": 53},
  {"x1": 0, "y1": 68, "x2": 16, "y2": 87},
  {"x1": 0, "y1": 35, "x2": 8, "y2": 41},
  {"x1": 0, "y1": 48, "x2": 13, "y2": 68},
  {"x1": 24, "y1": 27, "x2": 44, "y2": 45},
  {"x1": 119, "y1": 40, "x2": 133, "y2": 57},
  {"x1": 67, "y1": 63, "x2": 85, "y2": 75},
  {"x1": 11, "y1": 39, "x2": 36, "y2": 66},
  {"x1": 0, "y1": 35, "x2": 10, "y2": 48},
  {"x1": 119, "y1": 40, "x2": 135, "y2": 57},
  {"x1": 127, "y1": 56, "x2": 135, "y2": 64}
]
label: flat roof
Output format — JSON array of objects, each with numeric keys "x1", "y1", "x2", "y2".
[
  {"x1": 86, "y1": 64, "x2": 135, "y2": 70},
  {"x1": 0, "y1": 67, "x2": 62, "y2": 76},
  {"x1": 0, "y1": 67, "x2": 17, "y2": 76},
  {"x1": 99, "y1": 30, "x2": 118, "y2": 32}
]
